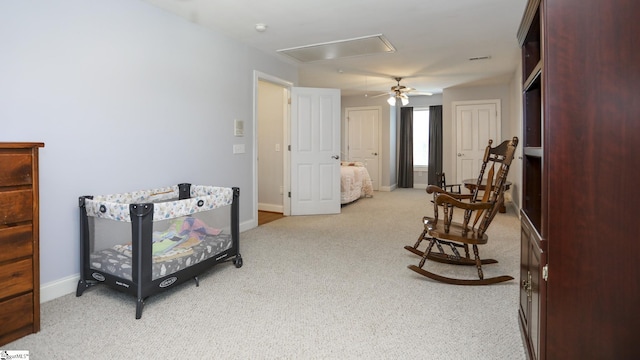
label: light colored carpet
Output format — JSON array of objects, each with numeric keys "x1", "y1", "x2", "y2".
[{"x1": 5, "y1": 188, "x2": 526, "y2": 359}]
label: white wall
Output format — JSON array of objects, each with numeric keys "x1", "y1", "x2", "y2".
[
  {"x1": 0, "y1": 0, "x2": 297, "y2": 293},
  {"x1": 509, "y1": 63, "x2": 524, "y2": 209},
  {"x1": 389, "y1": 105, "x2": 398, "y2": 191},
  {"x1": 257, "y1": 80, "x2": 285, "y2": 211},
  {"x1": 442, "y1": 84, "x2": 513, "y2": 183}
]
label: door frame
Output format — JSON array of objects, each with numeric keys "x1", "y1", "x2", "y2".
[
  {"x1": 345, "y1": 106, "x2": 382, "y2": 191},
  {"x1": 253, "y1": 71, "x2": 293, "y2": 227}
]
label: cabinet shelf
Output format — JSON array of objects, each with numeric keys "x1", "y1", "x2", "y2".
[
  {"x1": 524, "y1": 63, "x2": 542, "y2": 92},
  {"x1": 524, "y1": 147, "x2": 543, "y2": 157},
  {"x1": 524, "y1": 76, "x2": 542, "y2": 149},
  {"x1": 519, "y1": 2, "x2": 541, "y2": 82},
  {"x1": 522, "y1": 156, "x2": 542, "y2": 232}
]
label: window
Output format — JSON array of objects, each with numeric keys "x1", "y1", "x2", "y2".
[{"x1": 413, "y1": 108, "x2": 429, "y2": 169}]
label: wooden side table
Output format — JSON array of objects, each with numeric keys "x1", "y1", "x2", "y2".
[{"x1": 462, "y1": 178, "x2": 511, "y2": 213}]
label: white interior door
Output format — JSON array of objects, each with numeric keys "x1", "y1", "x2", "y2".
[
  {"x1": 290, "y1": 87, "x2": 341, "y2": 215},
  {"x1": 455, "y1": 100, "x2": 501, "y2": 183},
  {"x1": 346, "y1": 107, "x2": 380, "y2": 191}
]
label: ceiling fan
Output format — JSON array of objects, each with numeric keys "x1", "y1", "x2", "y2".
[{"x1": 372, "y1": 77, "x2": 433, "y2": 106}]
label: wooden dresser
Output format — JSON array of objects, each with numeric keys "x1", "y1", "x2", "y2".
[{"x1": 0, "y1": 142, "x2": 44, "y2": 346}]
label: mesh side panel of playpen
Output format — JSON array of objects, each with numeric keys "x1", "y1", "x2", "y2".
[{"x1": 86, "y1": 186, "x2": 234, "y2": 281}]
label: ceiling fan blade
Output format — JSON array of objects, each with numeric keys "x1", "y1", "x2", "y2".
[
  {"x1": 370, "y1": 92, "x2": 391, "y2": 98},
  {"x1": 367, "y1": 77, "x2": 431, "y2": 99}
]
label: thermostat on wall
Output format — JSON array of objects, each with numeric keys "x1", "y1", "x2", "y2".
[{"x1": 234, "y1": 119, "x2": 244, "y2": 136}]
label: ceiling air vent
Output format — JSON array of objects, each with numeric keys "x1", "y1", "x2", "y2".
[
  {"x1": 277, "y1": 34, "x2": 396, "y2": 63},
  {"x1": 469, "y1": 56, "x2": 492, "y2": 61}
]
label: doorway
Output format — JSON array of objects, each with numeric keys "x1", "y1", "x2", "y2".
[
  {"x1": 254, "y1": 72, "x2": 342, "y2": 225},
  {"x1": 258, "y1": 210, "x2": 284, "y2": 225},
  {"x1": 255, "y1": 72, "x2": 292, "y2": 227}
]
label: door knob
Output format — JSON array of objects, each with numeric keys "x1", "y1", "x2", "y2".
[
  {"x1": 457, "y1": 153, "x2": 463, "y2": 157},
  {"x1": 372, "y1": 152, "x2": 378, "y2": 156},
  {"x1": 331, "y1": 155, "x2": 340, "y2": 159}
]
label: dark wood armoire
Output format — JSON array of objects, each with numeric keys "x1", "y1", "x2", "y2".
[{"x1": 517, "y1": 1, "x2": 640, "y2": 359}]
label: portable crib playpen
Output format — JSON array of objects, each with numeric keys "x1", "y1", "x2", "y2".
[{"x1": 76, "y1": 183, "x2": 242, "y2": 319}]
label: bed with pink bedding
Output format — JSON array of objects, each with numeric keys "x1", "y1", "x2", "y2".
[{"x1": 340, "y1": 161, "x2": 374, "y2": 204}]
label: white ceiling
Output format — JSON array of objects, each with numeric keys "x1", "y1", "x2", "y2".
[{"x1": 141, "y1": 0, "x2": 528, "y2": 97}]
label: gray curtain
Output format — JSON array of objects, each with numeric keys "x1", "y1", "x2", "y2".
[
  {"x1": 398, "y1": 107, "x2": 414, "y2": 188},
  {"x1": 427, "y1": 105, "x2": 443, "y2": 186}
]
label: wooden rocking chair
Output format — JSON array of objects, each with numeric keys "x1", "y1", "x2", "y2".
[
  {"x1": 405, "y1": 137, "x2": 519, "y2": 285},
  {"x1": 436, "y1": 172, "x2": 461, "y2": 195}
]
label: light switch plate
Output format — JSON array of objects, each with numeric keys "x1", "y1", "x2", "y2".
[
  {"x1": 234, "y1": 119, "x2": 244, "y2": 136},
  {"x1": 233, "y1": 144, "x2": 245, "y2": 154}
]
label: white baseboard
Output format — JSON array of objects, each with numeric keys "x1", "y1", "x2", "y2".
[
  {"x1": 509, "y1": 201, "x2": 521, "y2": 216},
  {"x1": 379, "y1": 184, "x2": 397, "y2": 192},
  {"x1": 258, "y1": 203, "x2": 283, "y2": 213},
  {"x1": 40, "y1": 219, "x2": 257, "y2": 303},
  {"x1": 413, "y1": 183, "x2": 428, "y2": 190},
  {"x1": 504, "y1": 190, "x2": 513, "y2": 202},
  {"x1": 240, "y1": 219, "x2": 255, "y2": 232},
  {"x1": 41, "y1": 274, "x2": 80, "y2": 303}
]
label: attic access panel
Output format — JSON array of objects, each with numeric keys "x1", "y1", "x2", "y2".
[{"x1": 277, "y1": 34, "x2": 395, "y2": 62}]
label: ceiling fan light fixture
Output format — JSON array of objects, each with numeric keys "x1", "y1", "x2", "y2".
[{"x1": 387, "y1": 93, "x2": 410, "y2": 106}]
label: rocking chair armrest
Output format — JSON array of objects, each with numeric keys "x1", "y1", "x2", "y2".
[
  {"x1": 426, "y1": 184, "x2": 444, "y2": 194},
  {"x1": 426, "y1": 185, "x2": 473, "y2": 200},
  {"x1": 443, "y1": 184, "x2": 462, "y2": 194},
  {"x1": 435, "y1": 194, "x2": 493, "y2": 211}
]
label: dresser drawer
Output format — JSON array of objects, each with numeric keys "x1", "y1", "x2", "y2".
[
  {"x1": 0, "y1": 258, "x2": 33, "y2": 299},
  {"x1": 0, "y1": 292, "x2": 34, "y2": 340},
  {"x1": 0, "y1": 153, "x2": 33, "y2": 187},
  {"x1": 0, "y1": 225, "x2": 33, "y2": 263},
  {"x1": 0, "y1": 189, "x2": 33, "y2": 225}
]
